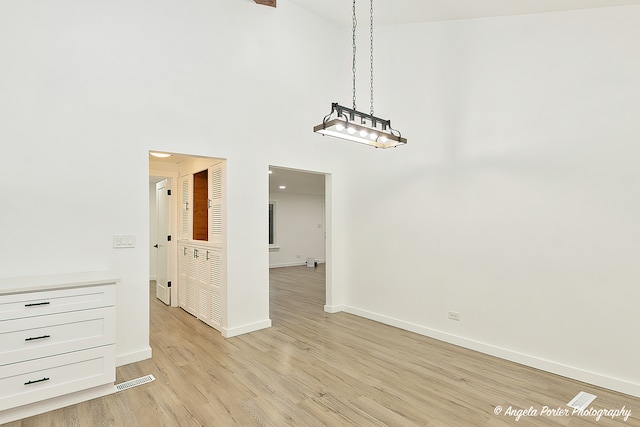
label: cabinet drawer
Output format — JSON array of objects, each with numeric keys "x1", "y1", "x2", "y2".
[
  {"x1": 0, "y1": 345, "x2": 115, "y2": 411},
  {"x1": 0, "y1": 285, "x2": 115, "y2": 321},
  {"x1": 0, "y1": 307, "x2": 116, "y2": 366}
]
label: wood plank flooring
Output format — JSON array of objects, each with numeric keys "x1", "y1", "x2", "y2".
[{"x1": 4, "y1": 264, "x2": 640, "y2": 426}]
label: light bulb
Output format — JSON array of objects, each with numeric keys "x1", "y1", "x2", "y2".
[
  {"x1": 369, "y1": 133, "x2": 377, "y2": 140},
  {"x1": 336, "y1": 123, "x2": 345, "y2": 131},
  {"x1": 360, "y1": 130, "x2": 368, "y2": 138},
  {"x1": 347, "y1": 127, "x2": 356, "y2": 135},
  {"x1": 380, "y1": 136, "x2": 388, "y2": 143}
]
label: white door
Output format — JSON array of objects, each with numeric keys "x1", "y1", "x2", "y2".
[{"x1": 155, "y1": 179, "x2": 171, "y2": 305}]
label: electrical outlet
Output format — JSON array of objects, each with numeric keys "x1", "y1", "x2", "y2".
[{"x1": 448, "y1": 311, "x2": 460, "y2": 321}]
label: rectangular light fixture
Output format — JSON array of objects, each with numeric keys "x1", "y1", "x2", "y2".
[{"x1": 313, "y1": 103, "x2": 406, "y2": 149}]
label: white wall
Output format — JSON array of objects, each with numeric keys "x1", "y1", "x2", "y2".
[
  {"x1": 0, "y1": 0, "x2": 349, "y2": 363},
  {"x1": 341, "y1": 5, "x2": 640, "y2": 395},
  {"x1": 269, "y1": 193, "x2": 325, "y2": 268}
]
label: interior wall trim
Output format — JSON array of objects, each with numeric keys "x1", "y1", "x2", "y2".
[
  {"x1": 222, "y1": 319, "x2": 272, "y2": 338},
  {"x1": 342, "y1": 305, "x2": 640, "y2": 398}
]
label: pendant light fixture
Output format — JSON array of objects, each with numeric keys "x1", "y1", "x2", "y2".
[{"x1": 313, "y1": 0, "x2": 406, "y2": 149}]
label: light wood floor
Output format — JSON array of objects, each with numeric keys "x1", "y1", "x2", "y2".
[{"x1": 5, "y1": 265, "x2": 640, "y2": 426}]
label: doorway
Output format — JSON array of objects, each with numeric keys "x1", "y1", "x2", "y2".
[
  {"x1": 149, "y1": 151, "x2": 227, "y2": 322},
  {"x1": 268, "y1": 166, "x2": 329, "y2": 320}
]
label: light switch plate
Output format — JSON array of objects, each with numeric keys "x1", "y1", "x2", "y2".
[{"x1": 113, "y1": 235, "x2": 136, "y2": 248}]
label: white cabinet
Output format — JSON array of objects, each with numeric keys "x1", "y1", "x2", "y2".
[
  {"x1": 178, "y1": 243, "x2": 223, "y2": 330},
  {"x1": 177, "y1": 160, "x2": 226, "y2": 333},
  {"x1": 197, "y1": 246, "x2": 223, "y2": 328},
  {"x1": 179, "y1": 162, "x2": 226, "y2": 243},
  {"x1": 0, "y1": 272, "x2": 118, "y2": 424}
]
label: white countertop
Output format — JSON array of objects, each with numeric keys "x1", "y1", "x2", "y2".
[{"x1": 0, "y1": 271, "x2": 120, "y2": 295}]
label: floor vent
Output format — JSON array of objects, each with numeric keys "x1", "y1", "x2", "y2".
[
  {"x1": 115, "y1": 374, "x2": 156, "y2": 392},
  {"x1": 567, "y1": 391, "x2": 597, "y2": 410}
]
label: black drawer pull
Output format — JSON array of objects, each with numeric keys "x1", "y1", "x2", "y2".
[
  {"x1": 24, "y1": 302, "x2": 50, "y2": 307},
  {"x1": 25, "y1": 335, "x2": 51, "y2": 342},
  {"x1": 25, "y1": 377, "x2": 50, "y2": 385}
]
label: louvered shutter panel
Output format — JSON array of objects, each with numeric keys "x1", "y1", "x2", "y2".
[
  {"x1": 208, "y1": 163, "x2": 225, "y2": 244},
  {"x1": 209, "y1": 248, "x2": 223, "y2": 327},
  {"x1": 179, "y1": 175, "x2": 192, "y2": 240},
  {"x1": 186, "y1": 247, "x2": 198, "y2": 316},
  {"x1": 178, "y1": 245, "x2": 188, "y2": 310},
  {"x1": 197, "y1": 249, "x2": 212, "y2": 324}
]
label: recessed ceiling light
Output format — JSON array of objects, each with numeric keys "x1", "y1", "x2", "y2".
[
  {"x1": 150, "y1": 152, "x2": 172, "y2": 158},
  {"x1": 279, "y1": 185, "x2": 286, "y2": 189}
]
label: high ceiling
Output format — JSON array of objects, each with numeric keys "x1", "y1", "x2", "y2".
[{"x1": 287, "y1": 0, "x2": 640, "y2": 26}]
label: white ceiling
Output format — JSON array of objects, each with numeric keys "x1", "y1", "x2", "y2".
[
  {"x1": 269, "y1": 167, "x2": 325, "y2": 196},
  {"x1": 287, "y1": 0, "x2": 640, "y2": 26},
  {"x1": 149, "y1": 152, "x2": 193, "y2": 165}
]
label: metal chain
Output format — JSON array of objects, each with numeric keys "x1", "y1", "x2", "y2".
[
  {"x1": 352, "y1": 0, "x2": 357, "y2": 111},
  {"x1": 370, "y1": 0, "x2": 374, "y2": 116}
]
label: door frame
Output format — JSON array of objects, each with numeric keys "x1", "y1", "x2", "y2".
[
  {"x1": 267, "y1": 165, "x2": 333, "y2": 313},
  {"x1": 155, "y1": 178, "x2": 172, "y2": 305}
]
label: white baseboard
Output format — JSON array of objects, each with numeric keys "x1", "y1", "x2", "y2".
[
  {"x1": 115, "y1": 346, "x2": 152, "y2": 367},
  {"x1": 324, "y1": 305, "x2": 344, "y2": 314},
  {"x1": 0, "y1": 384, "x2": 115, "y2": 424},
  {"x1": 270, "y1": 262, "x2": 306, "y2": 268},
  {"x1": 222, "y1": 319, "x2": 272, "y2": 338},
  {"x1": 342, "y1": 305, "x2": 640, "y2": 398},
  {"x1": 269, "y1": 260, "x2": 326, "y2": 269}
]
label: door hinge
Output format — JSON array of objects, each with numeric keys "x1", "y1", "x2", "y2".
[
  {"x1": 167, "y1": 281, "x2": 171, "y2": 288},
  {"x1": 167, "y1": 189, "x2": 172, "y2": 195},
  {"x1": 167, "y1": 235, "x2": 172, "y2": 241}
]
